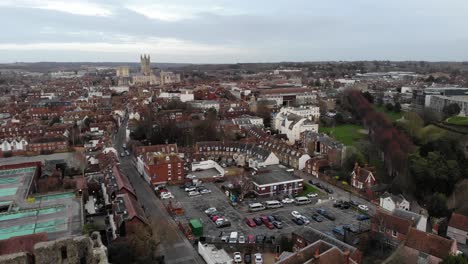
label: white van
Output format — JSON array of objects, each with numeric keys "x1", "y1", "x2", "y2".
[
  {"x1": 229, "y1": 232, "x2": 238, "y2": 243},
  {"x1": 248, "y1": 203, "x2": 266, "y2": 212},
  {"x1": 295, "y1": 196, "x2": 311, "y2": 205},
  {"x1": 265, "y1": 200, "x2": 283, "y2": 209}
]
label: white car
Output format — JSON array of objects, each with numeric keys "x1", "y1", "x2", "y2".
[
  {"x1": 233, "y1": 252, "x2": 242, "y2": 263},
  {"x1": 254, "y1": 253, "x2": 263, "y2": 264},
  {"x1": 299, "y1": 215, "x2": 310, "y2": 224},
  {"x1": 358, "y1": 204, "x2": 369, "y2": 211},
  {"x1": 199, "y1": 189, "x2": 212, "y2": 194},
  {"x1": 238, "y1": 235, "x2": 245, "y2": 244},
  {"x1": 188, "y1": 191, "x2": 200, "y2": 196},
  {"x1": 282, "y1": 198, "x2": 294, "y2": 204},
  {"x1": 204, "y1": 207, "x2": 217, "y2": 215},
  {"x1": 186, "y1": 174, "x2": 197, "y2": 179},
  {"x1": 185, "y1": 186, "x2": 196, "y2": 192},
  {"x1": 160, "y1": 192, "x2": 174, "y2": 199},
  {"x1": 215, "y1": 218, "x2": 226, "y2": 225},
  {"x1": 291, "y1": 211, "x2": 302, "y2": 218},
  {"x1": 307, "y1": 193, "x2": 318, "y2": 198}
]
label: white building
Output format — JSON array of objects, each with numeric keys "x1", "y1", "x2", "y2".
[
  {"x1": 198, "y1": 242, "x2": 233, "y2": 264},
  {"x1": 159, "y1": 90, "x2": 194, "y2": 102},
  {"x1": 189, "y1": 100, "x2": 220, "y2": 111},
  {"x1": 0, "y1": 138, "x2": 29, "y2": 152},
  {"x1": 379, "y1": 192, "x2": 410, "y2": 212},
  {"x1": 191, "y1": 160, "x2": 225, "y2": 177},
  {"x1": 273, "y1": 106, "x2": 320, "y2": 130},
  {"x1": 447, "y1": 212, "x2": 468, "y2": 245}
]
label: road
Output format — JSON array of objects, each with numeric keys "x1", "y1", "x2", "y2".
[
  {"x1": 294, "y1": 170, "x2": 376, "y2": 216},
  {"x1": 114, "y1": 115, "x2": 204, "y2": 264}
]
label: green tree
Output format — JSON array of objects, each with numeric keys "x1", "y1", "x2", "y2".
[
  {"x1": 441, "y1": 254, "x2": 468, "y2": 264},
  {"x1": 427, "y1": 193, "x2": 449, "y2": 217},
  {"x1": 362, "y1": 91, "x2": 374, "y2": 103},
  {"x1": 394, "y1": 102, "x2": 402, "y2": 113},
  {"x1": 343, "y1": 146, "x2": 366, "y2": 172}
]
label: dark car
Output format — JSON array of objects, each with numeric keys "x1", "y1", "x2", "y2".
[
  {"x1": 260, "y1": 216, "x2": 270, "y2": 224},
  {"x1": 315, "y1": 183, "x2": 323, "y2": 189},
  {"x1": 316, "y1": 208, "x2": 335, "y2": 221},
  {"x1": 253, "y1": 217, "x2": 263, "y2": 226},
  {"x1": 292, "y1": 218, "x2": 305, "y2": 225},
  {"x1": 311, "y1": 213, "x2": 324, "y2": 222},
  {"x1": 343, "y1": 224, "x2": 359, "y2": 233},
  {"x1": 244, "y1": 253, "x2": 252, "y2": 264},
  {"x1": 325, "y1": 188, "x2": 333, "y2": 194},
  {"x1": 180, "y1": 183, "x2": 193, "y2": 189},
  {"x1": 341, "y1": 201, "x2": 350, "y2": 209},
  {"x1": 255, "y1": 235, "x2": 265, "y2": 243},
  {"x1": 356, "y1": 214, "x2": 370, "y2": 221},
  {"x1": 267, "y1": 215, "x2": 276, "y2": 222},
  {"x1": 272, "y1": 215, "x2": 281, "y2": 222},
  {"x1": 333, "y1": 200, "x2": 343, "y2": 208},
  {"x1": 272, "y1": 221, "x2": 283, "y2": 229},
  {"x1": 308, "y1": 180, "x2": 316, "y2": 185},
  {"x1": 350, "y1": 200, "x2": 360, "y2": 207}
]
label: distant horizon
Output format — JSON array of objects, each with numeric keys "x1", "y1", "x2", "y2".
[{"x1": 1, "y1": 1, "x2": 468, "y2": 63}]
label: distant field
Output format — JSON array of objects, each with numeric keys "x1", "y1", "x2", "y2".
[
  {"x1": 446, "y1": 116, "x2": 468, "y2": 126},
  {"x1": 319, "y1": 124, "x2": 366, "y2": 146},
  {"x1": 374, "y1": 105, "x2": 404, "y2": 121}
]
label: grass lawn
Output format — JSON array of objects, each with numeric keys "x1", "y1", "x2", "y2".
[
  {"x1": 446, "y1": 116, "x2": 468, "y2": 126},
  {"x1": 299, "y1": 183, "x2": 319, "y2": 196},
  {"x1": 374, "y1": 105, "x2": 404, "y2": 121},
  {"x1": 319, "y1": 124, "x2": 366, "y2": 146}
]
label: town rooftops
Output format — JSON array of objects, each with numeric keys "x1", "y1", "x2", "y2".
[
  {"x1": 251, "y1": 164, "x2": 300, "y2": 186},
  {"x1": 381, "y1": 192, "x2": 407, "y2": 204},
  {"x1": 404, "y1": 228, "x2": 456, "y2": 259},
  {"x1": 448, "y1": 212, "x2": 468, "y2": 231},
  {"x1": 0, "y1": 233, "x2": 48, "y2": 255},
  {"x1": 372, "y1": 209, "x2": 414, "y2": 235},
  {"x1": 114, "y1": 193, "x2": 147, "y2": 225}
]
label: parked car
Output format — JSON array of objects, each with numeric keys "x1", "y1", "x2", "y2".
[
  {"x1": 254, "y1": 253, "x2": 263, "y2": 264},
  {"x1": 343, "y1": 224, "x2": 359, "y2": 233},
  {"x1": 253, "y1": 217, "x2": 263, "y2": 226},
  {"x1": 315, "y1": 183, "x2": 323, "y2": 189},
  {"x1": 120, "y1": 152, "x2": 125, "y2": 157},
  {"x1": 216, "y1": 220, "x2": 231, "y2": 228},
  {"x1": 245, "y1": 218, "x2": 257, "y2": 227},
  {"x1": 199, "y1": 188, "x2": 211, "y2": 194},
  {"x1": 264, "y1": 221, "x2": 274, "y2": 229},
  {"x1": 125, "y1": 150, "x2": 130, "y2": 156},
  {"x1": 188, "y1": 191, "x2": 200, "y2": 196},
  {"x1": 311, "y1": 213, "x2": 324, "y2": 222},
  {"x1": 238, "y1": 235, "x2": 245, "y2": 244},
  {"x1": 281, "y1": 197, "x2": 294, "y2": 204},
  {"x1": 255, "y1": 235, "x2": 265, "y2": 244},
  {"x1": 272, "y1": 221, "x2": 283, "y2": 229},
  {"x1": 350, "y1": 200, "x2": 360, "y2": 207},
  {"x1": 357, "y1": 214, "x2": 370, "y2": 221},
  {"x1": 204, "y1": 207, "x2": 217, "y2": 215},
  {"x1": 212, "y1": 215, "x2": 223, "y2": 222},
  {"x1": 358, "y1": 204, "x2": 369, "y2": 211},
  {"x1": 260, "y1": 216, "x2": 270, "y2": 224},
  {"x1": 308, "y1": 180, "x2": 316, "y2": 185},
  {"x1": 299, "y1": 215, "x2": 310, "y2": 224},
  {"x1": 186, "y1": 174, "x2": 197, "y2": 179},
  {"x1": 180, "y1": 183, "x2": 193, "y2": 189},
  {"x1": 220, "y1": 232, "x2": 229, "y2": 242},
  {"x1": 247, "y1": 235, "x2": 255, "y2": 244},
  {"x1": 244, "y1": 253, "x2": 252, "y2": 264},
  {"x1": 272, "y1": 215, "x2": 281, "y2": 221},
  {"x1": 307, "y1": 193, "x2": 318, "y2": 198},
  {"x1": 292, "y1": 217, "x2": 305, "y2": 225},
  {"x1": 160, "y1": 192, "x2": 174, "y2": 199},
  {"x1": 185, "y1": 186, "x2": 196, "y2": 192},
  {"x1": 233, "y1": 252, "x2": 242, "y2": 263},
  {"x1": 316, "y1": 208, "x2": 335, "y2": 220},
  {"x1": 333, "y1": 200, "x2": 343, "y2": 208},
  {"x1": 325, "y1": 188, "x2": 334, "y2": 194},
  {"x1": 333, "y1": 226, "x2": 345, "y2": 236},
  {"x1": 291, "y1": 211, "x2": 302, "y2": 218}
]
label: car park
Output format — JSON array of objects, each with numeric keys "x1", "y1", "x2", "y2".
[
  {"x1": 311, "y1": 213, "x2": 324, "y2": 222},
  {"x1": 291, "y1": 211, "x2": 301, "y2": 218},
  {"x1": 245, "y1": 218, "x2": 256, "y2": 227},
  {"x1": 199, "y1": 188, "x2": 211, "y2": 194},
  {"x1": 292, "y1": 217, "x2": 305, "y2": 225},
  {"x1": 272, "y1": 221, "x2": 283, "y2": 229},
  {"x1": 233, "y1": 252, "x2": 242, "y2": 263},
  {"x1": 188, "y1": 191, "x2": 200, "y2": 196},
  {"x1": 253, "y1": 217, "x2": 263, "y2": 226},
  {"x1": 254, "y1": 253, "x2": 263, "y2": 264}
]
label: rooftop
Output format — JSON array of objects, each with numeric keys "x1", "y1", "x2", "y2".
[{"x1": 251, "y1": 164, "x2": 301, "y2": 186}]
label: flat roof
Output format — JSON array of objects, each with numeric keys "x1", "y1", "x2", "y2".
[
  {"x1": 192, "y1": 168, "x2": 221, "y2": 179},
  {"x1": 252, "y1": 165, "x2": 302, "y2": 186},
  {"x1": 0, "y1": 165, "x2": 82, "y2": 241}
]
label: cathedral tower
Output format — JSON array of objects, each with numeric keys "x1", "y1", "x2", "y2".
[{"x1": 140, "y1": 54, "x2": 151, "y2": 75}]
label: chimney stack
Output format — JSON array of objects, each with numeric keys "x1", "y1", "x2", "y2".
[
  {"x1": 314, "y1": 247, "x2": 320, "y2": 259},
  {"x1": 343, "y1": 249, "x2": 350, "y2": 264}
]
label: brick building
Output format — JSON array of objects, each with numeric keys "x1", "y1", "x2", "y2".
[
  {"x1": 142, "y1": 152, "x2": 185, "y2": 185},
  {"x1": 251, "y1": 165, "x2": 303, "y2": 197}
]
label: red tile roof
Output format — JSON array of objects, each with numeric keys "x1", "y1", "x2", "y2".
[
  {"x1": 372, "y1": 209, "x2": 413, "y2": 235},
  {"x1": 448, "y1": 213, "x2": 468, "y2": 231},
  {"x1": 112, "y1": 165, "x2": 135, "y2": 196},
  {"x1": 0, "y1": 233, "x2": 48, "y2": 255},
  {"x1": 405, "y1": 228, "x2": 456, "y2": 259}
]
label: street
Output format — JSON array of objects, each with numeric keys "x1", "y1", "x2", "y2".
[{"x1": 114, "y1": 116, "x2": 204, "y2": 264}]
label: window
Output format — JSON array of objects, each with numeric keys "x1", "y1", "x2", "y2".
[
  {"x1": 61, "y1": 246, "x2": 67, "y2": 259},
  {"x1": 392, "y1": 230, "x2": 397, "y2": 237}
]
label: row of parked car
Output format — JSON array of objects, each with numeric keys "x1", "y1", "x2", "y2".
[
  {"x1": 245, "y1": 215, "x2": 283, "y2": 229},
  {"x1": 233, "y1": 252, "x2": 263, "y2": 264},
  {"x1": 290, "y1": 208, "x2": 336, "y2": 225},
  {"x1": 308, "y1": 180, "x2": 334, "y2": 194},
  {"x1": 182, "y1": 182, "x2": 212, "y2": 197},
  {"x1": 205, "y1": 207, "x2": 231, "y2": 228}
]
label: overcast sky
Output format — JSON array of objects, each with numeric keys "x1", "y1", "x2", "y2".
[{"x1": 1, "y1": 0, "x2": 468, "y2": 63}]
